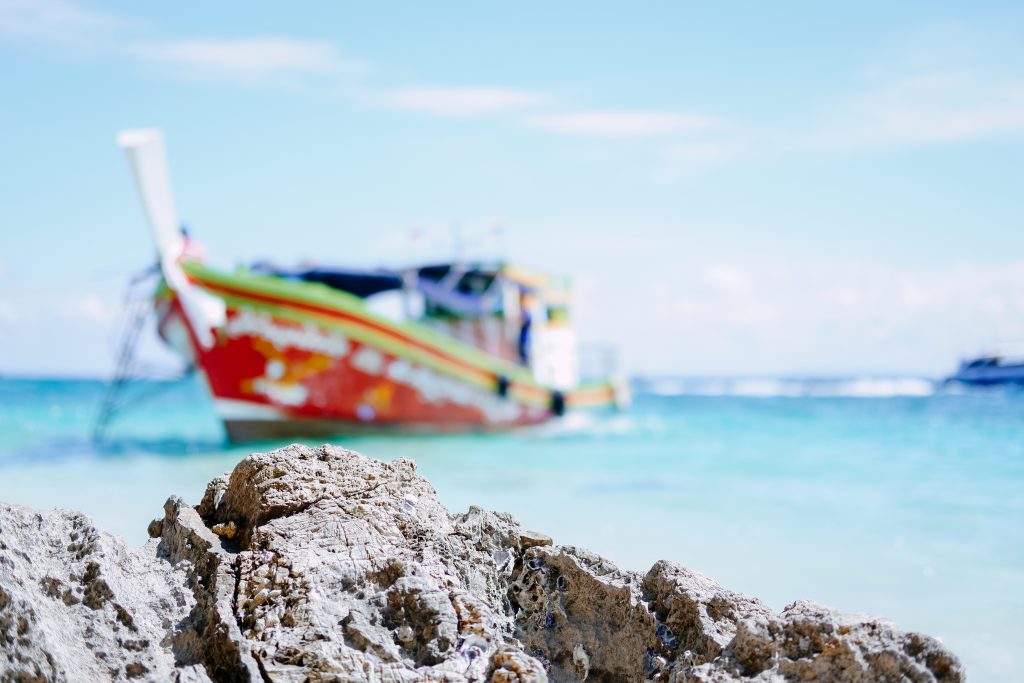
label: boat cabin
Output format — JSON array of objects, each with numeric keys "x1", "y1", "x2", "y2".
[{"x1": 250, "y1": 260, "x2": 580, "y2": 389}]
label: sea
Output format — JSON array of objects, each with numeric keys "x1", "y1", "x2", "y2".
[{"x1": 1, "y1": 375, "x2": 1021, "y2": 680}]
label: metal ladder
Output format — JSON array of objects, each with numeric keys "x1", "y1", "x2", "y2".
[{"x1": 92, "y1": 264, "x2": 184, "y2": 441}]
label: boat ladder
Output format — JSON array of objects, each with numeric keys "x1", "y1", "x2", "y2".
[{"x1": 92, "y1": 265, "x2": 188, "y2": 441}]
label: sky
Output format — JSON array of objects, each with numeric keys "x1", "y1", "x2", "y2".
[{"x1": 1, "y1": 0, "x2": 1024, "y2": 377}]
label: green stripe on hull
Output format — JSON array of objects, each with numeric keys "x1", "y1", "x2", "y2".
[
  {"x1": 176, "y1": 260, "x2": 616, "y2": 411},
  {"x1": 183, "y1": 261, "x2": 534, "y2": 380},
  {"x1": 218, "y1": 290, "x2": 551, "y2": 407}
]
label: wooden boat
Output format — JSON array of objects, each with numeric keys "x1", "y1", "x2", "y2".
[{"x1": 116, "y1": 130, "x2": 628, "y2": 441}]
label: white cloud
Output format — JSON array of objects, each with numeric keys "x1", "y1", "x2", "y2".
[
  {"x1": 701, "y1": 264, "x2": 751, "y2": 294},
  {"x1": 383, "y1": 86, "x2": 546, "y2": 117},
  {"x1": 810, "y1": 57, "x2": 1024, "y2": 150},
  {"x1": 663, "y1": 138, "x2": 747, "y2": 165},
  {"x1": 566, "y1": 250, "x2": 1024, "y2": 375},
  {"x1": 0, "y1": 1, "x2": 359, "y2": 85},
  {"x1": 527, "y1": 110, "x2": 719, "y2": 138},
  {"x1": 77, "y1": 294, "x2": 112, "y2": 322},
  {"x1": 0, "y1": 286, "x2": 116, "y2": 330},
  {"x1": 0, "y1": 0, "x2": 119, "y2": 38},
  {"x1": 0, "y1": 299, "x2": 17, "y2": 323},
  {"x1": 50, "y1": 293, "x2": 114, "y2": 324},
  {"x1": 132, "y1": 38, "x2": 352, "y2": 82}
]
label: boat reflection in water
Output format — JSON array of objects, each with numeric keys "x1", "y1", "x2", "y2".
[{"x1": 110, "y1": 130, "x2": 628, "y2": 442}]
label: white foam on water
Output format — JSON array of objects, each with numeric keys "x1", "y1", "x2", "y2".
[
  {"x1": 829, "y1": 378, "x2": 935, "y2": 397},
  {"x1": 524, "y1": 410, "x2": 640, "y2": 439},
  {"x1": 638, "y1": 377, "x2": 938, "y2": 398}
]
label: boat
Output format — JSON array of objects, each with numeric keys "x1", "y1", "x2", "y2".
[
  {"x1": 944, "y1": 354, "x2": 1024, "y2": 387},
  {"x1": 110, "y1": 129, "x2": 628, "y2": 441}
]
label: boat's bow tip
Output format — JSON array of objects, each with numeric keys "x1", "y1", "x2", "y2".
[{"x1": 117, "y1": 128, "x2": 163, "y2": 149}]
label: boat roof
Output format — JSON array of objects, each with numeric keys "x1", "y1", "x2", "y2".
[
  {"x1": 254, "y1": 261, "x2": 558, "y2": 292},
  {"x1": 250, "y1": 260, "x2": 569, "y2": 317},
  {"x1": 251, "y1": 262, "x2": 404, "y2": 298}
]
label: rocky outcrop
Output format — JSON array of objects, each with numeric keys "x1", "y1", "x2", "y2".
[
  {"x1": 0, "y1": 503, "x2": 205, "y2": 681},
  {"x1": 0, "y1": 444, "x2": 963, "y2": 682}
]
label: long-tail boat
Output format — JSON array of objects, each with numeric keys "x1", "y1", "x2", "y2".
[{"x1": 115, "y1": 130, "x2": 628, "y2": 441}]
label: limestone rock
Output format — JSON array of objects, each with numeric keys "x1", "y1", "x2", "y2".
[
  {"x1": 0, "y1": 503, "x2": 206, "y2": 682},
  {"x1": 0, "y1": 444, "x2": 964, "y2": 682}
]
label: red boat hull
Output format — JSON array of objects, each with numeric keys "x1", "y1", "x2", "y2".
[{"x1": 156, "y1": 263, "x2": 621, "y2": 441}]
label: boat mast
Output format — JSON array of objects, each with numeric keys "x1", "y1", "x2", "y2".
[{"x1": 117, "y1": 129, "x2": 224, "y2": 349}]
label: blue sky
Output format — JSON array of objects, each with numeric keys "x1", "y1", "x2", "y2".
[{"x1": 2, "y1": 1, "x2": 1024, "y2": 376}]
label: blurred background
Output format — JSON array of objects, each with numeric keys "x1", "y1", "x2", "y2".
[{"x1": 1, "y1": 1, "x2": 1023, "y2": 679}]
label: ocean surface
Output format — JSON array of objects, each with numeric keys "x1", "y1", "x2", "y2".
[{"x1": 1, "y1": 376, "x2": 1021, "y2": 680}]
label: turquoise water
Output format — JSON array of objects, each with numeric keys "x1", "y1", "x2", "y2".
[{"x1": 1, "y1": 377, "x2": 1022, "y2": 679}]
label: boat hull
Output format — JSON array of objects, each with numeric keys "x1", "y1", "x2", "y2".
[
  {"x1": 947, "y1": 364, "x2": 1024, "y2": 386},
  {"x1": 157, "y1": 263, "x2": 617, "y2": 441}
]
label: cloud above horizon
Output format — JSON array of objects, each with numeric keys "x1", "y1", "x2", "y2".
[
  {"x1": 0, "y1": 0, "x2": 123, "y2": 47},
  {"x1": 808, "y1": 68, "x2": 1024, "y2": 150},
  {"x1": 804, "y1": 22, "x2": 1024, "y2": 151},
  {"x1": 6, "y1": 0, "x2": 1024, "y2": 166},
  {"x1": 382, "y1": 86, "x2": 547, "y2": 117},
  {"x1": 528, "y1": 110, "x2": 720, "y2": 138},
  {"x1": 131, "y1": 38, "x2": 354, "y2": 82},
  {"x1": 572, "y1": 255, "x2": 1024, "y2": 375}
]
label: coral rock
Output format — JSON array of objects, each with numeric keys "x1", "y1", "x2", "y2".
[{"x1": 0, "y1": 444, "x2": 963, "y2": 682}]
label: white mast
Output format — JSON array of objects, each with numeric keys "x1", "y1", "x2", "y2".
[
  {"x1": 117, "y1": 130, "x2": 185, "y2": 264},
  {"x1": 118, "y1": 129, "x2": 224, "y2": 348}
]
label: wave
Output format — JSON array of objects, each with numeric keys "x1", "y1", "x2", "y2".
[
  {"x1": 525, "y1": 411, "x2": 640, "y2": 439},
  {"x1": 636, "y1": 376, "x2": 938, "y2": 398}
]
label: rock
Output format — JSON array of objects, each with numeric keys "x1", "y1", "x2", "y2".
[
  {"x1": 0, "y1": 444, "x2": 964, "y2": 682},
  {"x1": 0, "y1": 503, "x2": 206, "y2": 682},
  {"x1": 519, "y1": 530, "x2": 553, "y2": 549}
]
